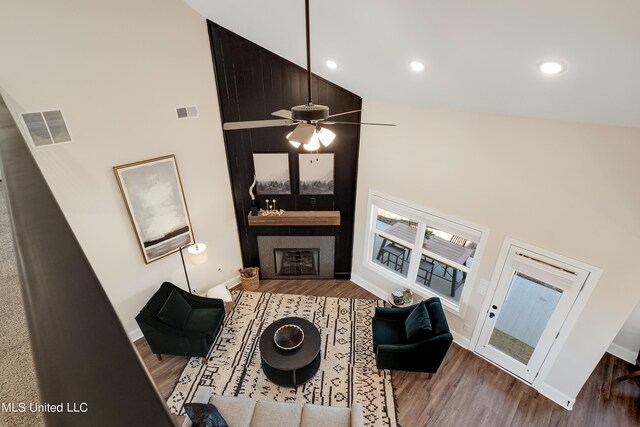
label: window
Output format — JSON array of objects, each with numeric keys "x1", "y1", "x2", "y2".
[{"x1": 365, "y1": 192, "x2": 487, "y2": 312}]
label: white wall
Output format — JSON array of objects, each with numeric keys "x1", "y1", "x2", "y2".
[
  {"x1": 353, "y1": 99, "x2": 640, "y2": 403},
  {"x1": 0, "y1": 0, "x2": 242, "y2": 336},
  {"x1": 609, "y1": 303, "x2": 640, "y2": 363}
]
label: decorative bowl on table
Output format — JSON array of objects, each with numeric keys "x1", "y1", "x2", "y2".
[{"x1": 274, "y1": 324, "x2": 305, "y2": 350}]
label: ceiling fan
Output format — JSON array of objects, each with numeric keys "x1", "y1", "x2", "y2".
[{"x1": 221, "y1": 0, "x2": 395, "y2": 151}]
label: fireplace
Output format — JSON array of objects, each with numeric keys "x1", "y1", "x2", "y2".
[
  {"x1": 274, "y1": 248, "x2": 319, "y2": 276},
  {"x1": 257, "y1": 236, "x2": 335, "y2": 279}
]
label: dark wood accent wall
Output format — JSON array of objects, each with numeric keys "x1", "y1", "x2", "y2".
[{"x1": 207, "y1": 22, "x2": 362, "y2": 279}]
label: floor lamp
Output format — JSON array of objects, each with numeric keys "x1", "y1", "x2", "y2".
[{"x1": 179, "y1": 243, "x2": 208, "y2": 294}]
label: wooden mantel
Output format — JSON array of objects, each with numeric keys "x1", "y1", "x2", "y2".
[{"x1": 247, "y1": 211, "x2": 340, "y2": 226}]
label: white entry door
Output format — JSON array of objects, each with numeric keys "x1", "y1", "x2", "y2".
[{"x1": 475, "y1": 244, "x2": 589, "y2": 383}]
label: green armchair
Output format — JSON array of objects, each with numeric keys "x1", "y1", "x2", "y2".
[
  {"x1": 135, "y1": 282, "x2": 225, "y2": 361},
  {"x1": 372, "y1": 297, "x2": 452, "y2": 376}
]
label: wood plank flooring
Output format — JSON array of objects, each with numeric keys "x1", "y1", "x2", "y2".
[{"x1": 134, "y1": 280, "x2": 640, "y2": 426}]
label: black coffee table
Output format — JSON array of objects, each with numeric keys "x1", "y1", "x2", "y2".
[{"x1": 259, "y1": 317, "x2": 321, "y2": 387}]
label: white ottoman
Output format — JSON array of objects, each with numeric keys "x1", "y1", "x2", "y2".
[{"x1": 206, "y1": 284, "x2": 234, "y2": 312}]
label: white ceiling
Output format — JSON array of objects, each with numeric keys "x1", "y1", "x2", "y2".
[{"x1": 185, "y1": 0, "x2": 640, "y2": 128}]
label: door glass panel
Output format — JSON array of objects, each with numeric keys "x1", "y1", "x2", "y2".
[
  {"x1": 372, "y1": 234, "x2": 410, "y2": 277},
  {"x1": 488, "y1": 272, "x2": 563, "y2": 365}
]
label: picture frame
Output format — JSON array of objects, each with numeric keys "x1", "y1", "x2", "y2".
[
  {"x1": 114, "y1": 154, "x2": 194, "y2": 264},
  {"x1": 298, "y1": 153, "x2": 334, "y2": 195},
  {"x1": 253, "y1": 153, "x2": 291, "y2": 195}
]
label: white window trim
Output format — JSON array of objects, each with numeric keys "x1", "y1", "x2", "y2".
[{"x1": 363, "y1": 190, "x2": 490, "y2": 318}]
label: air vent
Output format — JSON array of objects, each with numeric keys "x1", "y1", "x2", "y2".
[
  {"x1": 176, "y1": 105, "x2": 198, "y2": 120},
  {"x1": 21, "y1": 110, "x2": 72, "y2": 147}
]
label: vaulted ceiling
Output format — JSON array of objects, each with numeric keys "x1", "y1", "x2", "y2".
[{"x1": 185, "y1": 0, "x2": 640, "y2": 129}]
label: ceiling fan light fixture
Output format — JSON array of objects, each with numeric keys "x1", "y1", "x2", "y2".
[
  {"x1": 287, "y1": 123, "x2": 315, "y2": 147},
  {"x1": 286, "y1": 131, "x2": 301, "y2": 148},
  {"x1": 303, "y1": 133, "x2": 321, "y2": 151},
  {"x1": 317, "y1": 127, "x2": 335, "y2": 147}
]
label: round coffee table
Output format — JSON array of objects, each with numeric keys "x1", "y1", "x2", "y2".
[{"x1": 259, "y1": 317, "x2": 321, "y2": 387}]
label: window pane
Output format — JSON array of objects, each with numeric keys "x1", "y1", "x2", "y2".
[
  {"x1": 423, "y1": 226, "x2": 476, "y2": 268},
  {"x1": 488, "y1": 273, "x2": 563, "y2": 365},
  {"x1": 372, "y1": 233, "x2": 410, "y2": 278},
  {"x1": 414, "y1": 255, "x2": 468, "y2": 303},
  {"x1": 376, "y1": 208, "x2": 418, "y2": 239}
]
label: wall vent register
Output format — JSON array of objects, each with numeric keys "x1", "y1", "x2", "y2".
[
  {"x1": 20, "y1": 110, "x2": 72, "y2": 147},
  {"x1": 176, "y1": 106, "x2": 198, "y2": 119}
]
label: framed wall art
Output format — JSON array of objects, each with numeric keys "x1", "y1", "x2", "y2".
[
  {"x1": 298, "y1": 153, "x2": 334, "y2": 195},
  {"x1": 114, "y1": 154, "x2": 194, "y2": 264},
  {"x1": 252, "y1": 153, "x2": 291, "y2": 195}
]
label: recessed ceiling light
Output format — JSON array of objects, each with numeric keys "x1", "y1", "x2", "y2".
[
  {"x1": 539, "y1": 61, "x2": 564, "y2": 75},
  {"x1": 325, "y1": 59, "x2": 338, "y2": 70},
  {"x1": 409, "y1": 61, "x2": 425, "y2": 72}
]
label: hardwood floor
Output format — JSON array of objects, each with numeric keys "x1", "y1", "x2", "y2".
[{"x1": 134, "y1": 280, "x2": 640, "y2": 426}]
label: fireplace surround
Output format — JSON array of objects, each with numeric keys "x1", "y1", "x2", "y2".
[{"x1": 257, "y1": 236, "x2": 335, "y2": 279}]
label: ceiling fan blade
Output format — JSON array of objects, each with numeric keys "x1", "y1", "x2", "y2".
[
  {"x1": 271, "y1": 109, "x2": 293, "y2": 119},
  {"x1": 323, "y1": 121, "x2": 396, "y2": 127},
  {"x1": 223, "y1": 119, "x2": 295, "y2": 130},
  {"x1": 326, "y1": 109, "x2": 362, "y2": 119}
]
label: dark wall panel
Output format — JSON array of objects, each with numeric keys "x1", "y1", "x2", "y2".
[{"x1": 208, "y1": 22, "x2": 361, "y2": 278}]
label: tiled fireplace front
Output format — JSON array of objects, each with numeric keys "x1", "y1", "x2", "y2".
[{"x1": 257, "y1": 236, "x2": 335, "y2": 279}]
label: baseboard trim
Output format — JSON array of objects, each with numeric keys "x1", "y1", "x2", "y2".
[
  {"x1": 129, "y1": 328, "x2": 143, "y2": 342},
  {"x1": 350, "y1": 273, "x2": 389, "y2": 300},
  {"x1": 222, "y1": 274, "x2": 241, "y2": 289},
  {"x1": 607, "y1": 342, "x2": 638, "y2": 364},
  {"x1": 535, "y1": 382, "x2": 575, "y2": 410},
  {"x1": 450, "y1": 330, "x2": 470, "y2": 349}
]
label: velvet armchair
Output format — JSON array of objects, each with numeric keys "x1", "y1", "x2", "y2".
[
  {"x1": 136, "y1": 282, "x2": 225, "y2": 361},
  {"x1": 372, "y1": 297, "x2": 453, "y2": 376}
]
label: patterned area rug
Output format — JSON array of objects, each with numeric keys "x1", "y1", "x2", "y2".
[{"x1": 167, "y1": 291, "x2": 397, "y2": 427}]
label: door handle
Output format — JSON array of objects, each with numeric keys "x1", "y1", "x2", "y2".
[{"x1": 489, "y1": 313, "x2": 495, "y2": 318}]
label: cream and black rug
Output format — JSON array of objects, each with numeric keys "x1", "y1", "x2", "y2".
[{"x1": 167, "y1": 291, "x2": 397, "y2": 427}]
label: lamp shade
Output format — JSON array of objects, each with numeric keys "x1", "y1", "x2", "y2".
[{"x1": 187, "y1": 243, "x2": 208, "y2": 265}]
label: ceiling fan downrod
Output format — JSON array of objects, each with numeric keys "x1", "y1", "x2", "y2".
[{"x1": 305, "y1": 0, "x2": 312, "y2": 106}]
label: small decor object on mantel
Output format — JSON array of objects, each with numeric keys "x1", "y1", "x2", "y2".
[
  {"x1": 249, "y1": 174, "x2": 258, "y2": 216},
  {"x1": 258, "y1": 208, "x2": 285, "y2": 216},
  {"x1": 239, "y1": 267, "x2": 259, "y2": 291}
]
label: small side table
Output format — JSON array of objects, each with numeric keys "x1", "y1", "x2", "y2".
[{"x1": 388, "y1": 292, "x2": 414, "y2": 308}]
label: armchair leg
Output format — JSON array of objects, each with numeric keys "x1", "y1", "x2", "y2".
[
  {"x1": 156, "y1": 354, "x2": 162, "y2": 361},
  {"x1": 428, "y1": 372, "x2": 433, "y2": 379}
]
